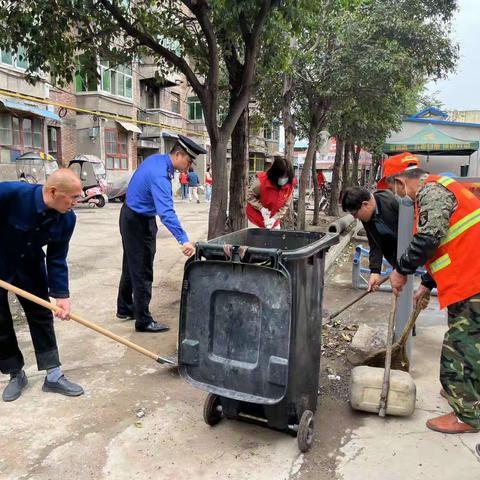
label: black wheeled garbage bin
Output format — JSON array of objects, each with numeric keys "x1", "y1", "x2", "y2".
[{"x1": 178, "y1": 228, "x2": 338, "y2": 452}]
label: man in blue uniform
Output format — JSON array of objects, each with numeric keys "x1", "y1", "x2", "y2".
[
  {"x1": 0, "y1": 169, "x2": 85, "y2": 401},
  {"x1": 116, "y1": 135, "x2": 206, "y2": 332}
]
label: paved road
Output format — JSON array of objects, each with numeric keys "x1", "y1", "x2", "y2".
[{"x1": 0, "y1": 203, "x2": 478, "y2": 479}]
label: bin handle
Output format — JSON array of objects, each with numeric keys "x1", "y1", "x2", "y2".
[
  {"x1": 240, "y1": 246, "x2": 281, "y2": 268},
  {"x1": 195, "y1": 242, "x2": 281, "y2": 268}
]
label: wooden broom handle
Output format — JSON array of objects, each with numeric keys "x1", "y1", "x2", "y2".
[
  {"x1": 328, "y1": 275, "x2": 389, "y2": 320},
  {"x1": 0, "y1": 279, "x2": 174, "y2": 365},
  {"x1": 378, "y1": 294, "x2": 398, "y2": 417}
]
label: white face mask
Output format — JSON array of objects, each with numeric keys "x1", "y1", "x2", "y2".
[
  {"x1": 393, "y1": 180, "x2": 407, "y2": 200},
  {"x1": 278, "y1": 177, "x2": 288, "y2": 186}
]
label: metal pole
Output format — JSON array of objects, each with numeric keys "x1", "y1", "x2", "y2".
[{"x1": 395, "y1": 196, "x2": 414, "y2": 358}]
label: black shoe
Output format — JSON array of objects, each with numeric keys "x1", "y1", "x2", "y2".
[
  {"x1": 116, "y1": 312, "x2": 134, "y2": 320},
  {"x1": 42, "y1": 375, "x2": 84, "y2": 397},
  {"x1": 2, "y1": 371, "x2": 28, "y2": 402},
  {"x1": 135, "y1": 320, "x2": 170, "y2": 333}
]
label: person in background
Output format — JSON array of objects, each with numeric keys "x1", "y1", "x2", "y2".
[
  {"x1": 317, "y1": 169, "x2": 325, "y2": 188},
  {"x1": 246, "y1": 156, "x2": 296, "y2": 229},
  {"x1": 204, "y1": 167, "x2": 213, "y2": 203},
  {"x1": 0, "y1": 169, "x2": 84, "y2": 401},
  {"x1": 116, "y1": 135, "x2": 204, "y2": 333},
  {"x1": 179, "y1": 171, "x2": 189, "y2": 202},
  {"x1": 187, "y1": 167, "x2": 200, "y2": 204}
]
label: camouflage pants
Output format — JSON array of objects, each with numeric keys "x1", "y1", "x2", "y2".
[{"x1": 440, "y1": 293, "x2": 480, "y2": 427}]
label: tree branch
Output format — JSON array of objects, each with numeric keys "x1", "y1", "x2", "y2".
[
  {"x1": 221, "y1": 0, "x2": 274, "y2": 136},
  {"x1": 181, "y1": 0, "x2": 219, "y2": 88},
  {"x1": 97, "y1": 0, "x2": 204, "y2": 98}
]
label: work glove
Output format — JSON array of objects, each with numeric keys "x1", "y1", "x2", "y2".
[
  {"x1": 260, "y1": 207, "x2": 271, "y2": 219},
  {"x1": 264, "y1": 217, "x2": 276, "y2": 229}
]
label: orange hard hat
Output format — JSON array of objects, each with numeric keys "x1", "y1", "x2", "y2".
[{"x1": 377, "y1": 152, "x2": 419, "y2": 189}]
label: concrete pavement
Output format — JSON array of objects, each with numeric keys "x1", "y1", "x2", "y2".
[
  {"x1": 326, "y1": 257, "x2": 480, "y2": 479},
  {"x1": 0, "y1": 203, "x2": 478, "y2": 479}
]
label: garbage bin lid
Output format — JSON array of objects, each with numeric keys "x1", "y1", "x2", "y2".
[{"x1": 179, "y1": 260, "x2": 292, "y2": 405}]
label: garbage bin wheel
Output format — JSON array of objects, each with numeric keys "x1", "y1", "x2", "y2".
[
  {"x1": 203, "y1": 393, "x2": 223, "y2": 426},
  {"x1": 297, "y1": 410, "x2": 314, "y2": 452}
]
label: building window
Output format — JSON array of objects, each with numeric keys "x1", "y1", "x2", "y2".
[
  {"x1": 105, "y1": 129, "x2": 128, "y2": 170},
  {"x1": 100, "y1": 60, "x2": 133, "y2": 99},
  {"x1": 23, "y1": 119, "x2": 33, "y2": 148},
  {"x1": 12, "y1": 117, "x2": 20, "y2": 145},
  {"x1": 171, "y1": 92, "x2": 180, "y2": 114},
  {"x1": 187, "y1": 96, "x2": 203, "y2": 121},
  {"x1": 0, "y1": 46, "x2": 29, "y2": 70},
  {"x1": 48, "y1": 127, "x2": 58, "y2": 156},
  {"x1": 75, "y1": 57, "x2": 133, "y2": 99},
  {"x1": 0, "y1": 113, "x2": 43, "y2": 150},
  {"x1": 0, "y1": 113, "x2": 12, "y2": 145},
  {"x1": 75, "y1": 54, "x2": 98, "y2": 92},
  {"x1": 143, "y1": 83, "x2": 160, "y2": 109},
  {"x1": 264, "y1": 123, "x2": 279, "y2": 141},
  {"x1": 249, "y1": 153, "x2": 265, "y2": 174}
]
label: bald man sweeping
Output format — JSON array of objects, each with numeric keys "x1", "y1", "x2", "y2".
[{"x1": 0, "y1": 169, "x2": 84, "y2": 401}]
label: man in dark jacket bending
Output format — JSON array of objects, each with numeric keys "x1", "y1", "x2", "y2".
[{"x1": 0, "y1": 169, "x2": 84, "y2": 401}]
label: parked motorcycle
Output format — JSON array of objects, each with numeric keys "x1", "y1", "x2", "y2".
[{"x1": 68, "y1": 155, "x2": 108, "y2": 208}]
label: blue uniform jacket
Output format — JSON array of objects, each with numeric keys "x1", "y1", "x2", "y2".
[
  {"x1": 126, "y1": 154, "x2": 188, "y2": 244},
  {"x1": 0, "y1": 182, "x2": 76, "y2": 298}
]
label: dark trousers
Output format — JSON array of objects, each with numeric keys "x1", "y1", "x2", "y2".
[
  {"x1": 0, "y1": 262, "x2": 60, "y2": 374},
  {"x1": 117, "y1": 204, "x2": 157, "y2": 327}
]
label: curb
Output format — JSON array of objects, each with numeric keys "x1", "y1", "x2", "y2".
[{"x1": 325, "y1": 223, "x2": 357, "y2": 273}]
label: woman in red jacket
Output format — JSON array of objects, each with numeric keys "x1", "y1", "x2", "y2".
[{"x1": 246, "y1": 157, "x2": 296, "y2": 229}]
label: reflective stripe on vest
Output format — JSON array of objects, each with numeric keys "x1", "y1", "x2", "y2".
[
  {"x1": 430, "y1": 253, "x2": 451, "y2": 273},
  {"x1": 440, "y1": 207, "x2": 480, "y2": 246},
  {"x1": 437, "y1": 176, "x2": 455, "y2": 188}
]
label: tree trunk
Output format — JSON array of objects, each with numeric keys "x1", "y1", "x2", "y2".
[
  {"x1": 368, "y1": 153, "x2": 382, "y2": 188},
  {"x1": 283, "y1": 75, "x2": 295, "y2": 164},
  {"x1": 328, "y1": 137, "x2": 344, "y2": 217},
  {"x1": 343, "y1": 141, "x2": 351, "y2": 189},
  {"x1": 280, "y1": 72, "x2": 296, "y2": 230},
  {"x1": 312, "y1": 150, "x2": 319, "y2": 225},
  {"x1": 208, "y1": 139, "x2": 229, "y2": 239},
  {"x1": 297, "y1": 126, "x2": 319, "y2": 230},
  {"x1": 226, "y1": 107, "x2": 249, "y2": 232},
  {"x1": 351, "y1": 144, "x2": 361, "y2": 186}
]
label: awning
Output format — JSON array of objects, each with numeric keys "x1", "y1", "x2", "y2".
[
  {"x1": 117, "y1": 120, "x2": 142, "y2": 134},
  {"x1": 0, "y1": 98, "x2": 61, "y2": 121},
  {"x1": 384, "y1": 124, "x2": 479, "y2": 156}
]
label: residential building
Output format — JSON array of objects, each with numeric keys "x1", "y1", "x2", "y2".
[
  {"x1": 0, "y1": 49, "x2": 280, "y2": 190},
  {"x1": 0, "y1": 47, "x2": 61, "y2": 180},
  {"x1": 74, "y1": 56, "x2": 140, "y2": 183}
]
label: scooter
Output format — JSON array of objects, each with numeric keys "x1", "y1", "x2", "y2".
[{"x1": 68, "y1": 155, "x2": 108, "y2": 208}]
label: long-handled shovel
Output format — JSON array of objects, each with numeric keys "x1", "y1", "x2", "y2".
[
  {"x1": 0, "y1": 279, "x2": 175, "y2": 365},
  {"x1": 364, "y1": 296, "x2": 424, "y2": 372},
  {"x1": 378, "y1": 294, "x2": 398, "y2": 417},
  {"x1": 327, "y1": 275, "x2": 389, "y2": 321}
]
